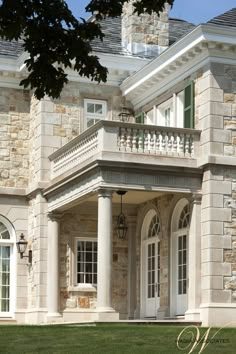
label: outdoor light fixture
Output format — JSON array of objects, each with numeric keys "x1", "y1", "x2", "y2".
[
  {"x1": 16, "y1": 233, "x2": 32, "y2": 265},
  {"x1": 118, "y1": 105, "x2": 132, "y2": 122},
  {"x1": 115, "y1": 191, "x2": 128, "y2": 239}
]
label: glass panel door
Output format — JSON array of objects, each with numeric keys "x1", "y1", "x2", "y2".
[{"x1": 0, "y1": 246, "x2": 10, "y2": 312}]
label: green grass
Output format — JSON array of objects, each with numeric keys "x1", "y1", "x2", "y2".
[{"x1": 0, "y1": 324, "x2": 235, "y2": 354}]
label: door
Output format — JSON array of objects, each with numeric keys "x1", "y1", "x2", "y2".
[
  {"x1": 176, "y1": 233, "x2": 188, "y2": 315},
  {"x1": 143, "y1": 238, "x2": 160, "y2": 318},
  {"x1": 171, "y1": 200, "x2": 190, "y2": 317}
]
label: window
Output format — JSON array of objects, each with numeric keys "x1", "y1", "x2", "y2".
[
  {"x1": 84, "y1": 99, "x2": 107, "y2": 129},
  {"x1": 143, "y1": 81, "x2": 194, "y2": 128},
  {"x1": 76, "y1": 239, "x2": 97, "y2": 286},
  {"x1": 0, "y1": 216, "x2": 15, "y2": 316}
]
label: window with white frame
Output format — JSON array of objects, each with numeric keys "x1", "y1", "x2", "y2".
[
  {"x1": 84, "y1": 99, "x2": 107, "y2": 129},
  {"x1": 144, "y1": 81, "x2": 194, "y2": 128},
  {"x1": 76, "y1": 239, "x2": 97, "y2": 286},
  {"x1": 0, "y1": 216, "x2": 15, "y2": 316}
]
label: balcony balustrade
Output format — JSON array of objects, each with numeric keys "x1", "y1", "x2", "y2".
[{"x1": 49, "y1": 120, "x2": 201, "y2": 180}]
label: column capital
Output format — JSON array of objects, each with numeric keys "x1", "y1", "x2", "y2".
[
  {"x1": 190, "y1": 193, "x2": 202, "y2": 205},
  {"x1": 47, "y1": 212, "x2": 63, "y2": 222},
  {"x1": 97, "y1": 189, "x2": 113, "y2": 198}
]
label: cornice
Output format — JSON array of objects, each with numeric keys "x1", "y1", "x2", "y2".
[{"x1": 120, "y1": 24, "x2": 236, "y2": 108}]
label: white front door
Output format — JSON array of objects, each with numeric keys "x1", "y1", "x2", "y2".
[
  {"x1": 143, "y1": 238, "x2": 160, "y2": 318},
  {"x1": 175, "y1": 232, "x2": 188, "y2": 315}
]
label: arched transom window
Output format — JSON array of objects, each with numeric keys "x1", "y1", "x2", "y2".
[
  {"x1": 178, "y1": 203, "x2": 190, "y2": 229},
  {"x1": 148, "y1": 214, "x2": 161, "y2": 238}
]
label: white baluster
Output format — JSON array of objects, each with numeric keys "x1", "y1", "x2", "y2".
[
  {"x1": 144, "y1": 130, "x2": 149, "y2": 153},
  {"x1": 132, "y1": 129, "x2": 137, "y2": 152},
  {"x1": 119, "y1": 127, "x2": 126, "y2": 151},
  {"x1": 150, "y1": 131, "x2": 154, "y2": 153},
  {"x1": 156, "y1": 132, "x2": 160, "y2": 154},
  {"x1": 185, "y1": 134, "x2": 190, "y2": 157},
  {"x1": 126, "y1": 128, "x2": 132, "y2": 152},
  {"x1": 179, "y1": 133, "x2": 184, "y2": 156},
  {"x1": 167, "y1": 132, "x2": 173, "y2": 155},
  {"x1": 161, "y1": 132, "x2": 167, "y2": 154},
  {"x1": 138, "y1": 130, "x2": 143, "y2": 153},
  {"x1": 173, "y1": 133, "x2": 178, "y2": 155},
  {"x1": 190, "y1": 135, "x2": 194, "y2": 157}
]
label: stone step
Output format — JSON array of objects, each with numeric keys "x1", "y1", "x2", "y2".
[{"x1": 0, "y1": 318, "x2": 17, "y2": 325}]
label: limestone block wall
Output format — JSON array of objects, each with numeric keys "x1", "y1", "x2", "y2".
[
  {"x1": 0, "y1": 88, "x2": 30, "y2": 188},
  {"x1": 27, "y1": 193, "x2": 48, "y2": 318},
  {"x1": 29, "y1": 82, "x2": 124, "y2": 187},
  {"x1": 122, "y1": 0, "x2": 169, "y2": 54},
  {"x1": 59, "y1": 203, "x2": 130, "y2": 317}
]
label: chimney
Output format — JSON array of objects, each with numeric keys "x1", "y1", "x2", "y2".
[{"x1": 122, "y1": 1, "x2": 170, "y2": 57}]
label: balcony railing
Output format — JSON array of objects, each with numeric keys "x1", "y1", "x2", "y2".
[{"x1": 49, "y1": 120, "x2": 201, "y2": 179}]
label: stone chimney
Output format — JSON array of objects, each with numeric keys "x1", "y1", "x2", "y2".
[{"x1": 122, "y1": 1, "x2": 170, "y2": 57}]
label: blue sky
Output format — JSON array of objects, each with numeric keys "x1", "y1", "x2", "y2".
[{"x1": 66, "y1": 0, "x2": 236, "y2": 24}]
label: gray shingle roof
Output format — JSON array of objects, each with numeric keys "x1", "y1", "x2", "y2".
[
  {"x1": 0, "y1": 39, "x2": 24, "y2": 58},
  {"x1": 1, "y1": 8, "x2": 236, "y2": 60},
  {"x1": 207, "y1": 7, "x2": 236, "y2": 27},
  {"x1": 90, "y1": 16, "x2": 196, "y2": 57},
  {"x1": 169, "y1": 18, "x2": 195, "y2": 45}
]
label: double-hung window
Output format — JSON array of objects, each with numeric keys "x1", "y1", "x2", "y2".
[
  {"x1": 76, "y1": 239, "x2": 97, "y2": 287},
  {"x1": 143, "y1": 81, "x2": 194, "y2": 128},
  {"x1": 84, "y1": 99, "x2": 107, "y2": 129}
]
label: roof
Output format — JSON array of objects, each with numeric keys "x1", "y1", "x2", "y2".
[
  {"x1": 0, "y1": 8, "x2": 236, "y2": 60},
  {"x1": 90, "y1": 16, "x2": 196, "y2": 57},
  {"x1": 0, "y1": 39, "x2": 24, "y2": 58},
  {"x1": 208, "y1": 7, "x2": 236, "y2": 27}
]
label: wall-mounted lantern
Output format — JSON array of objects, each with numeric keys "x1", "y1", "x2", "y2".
[{"x1": 16, "y1": 233, "x2": 32, "y2": 265}]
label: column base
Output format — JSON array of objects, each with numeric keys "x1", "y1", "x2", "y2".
[
  {"x1": 46, "y1": 312, "x2": 63, "y2": 323},
  {"x1": 184, "y1": 309, "x2": 201, "y2": 322},
  {"x1": 200, "y1": 303, "x2": 236, "y2": 327},
  {"x1": 95, "y1": 308, "x2": 119, "y2": 321}
]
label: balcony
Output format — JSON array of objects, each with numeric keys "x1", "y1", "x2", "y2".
[{"x1": 49, "y1": 120, "x2": 201, "y2": 181}]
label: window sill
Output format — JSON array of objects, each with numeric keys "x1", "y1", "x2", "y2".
[{"x1": 68, "y1": 286, "x2": 97, "y2": 293}]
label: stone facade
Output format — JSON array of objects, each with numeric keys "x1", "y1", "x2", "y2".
[
  {"x1": 0, "y1": 88, "x2": 30, "y2": 188},
  {"x1": 122, "y1": 1, "x2": 169, "y2": 55}
]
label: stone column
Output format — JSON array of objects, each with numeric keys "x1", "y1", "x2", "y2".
[
  {"x1": 47, "y1": 212, "x2": 62, "y2": 321},
  {"x1": 96, "y1": 189, "x2": 115, "y2": 313},
  {"x1": 128, "y1": 218, "x2": 137, "y2": 319},
  {"x1": 185, "y1": 194, "x2": 202, "y2": 321}
]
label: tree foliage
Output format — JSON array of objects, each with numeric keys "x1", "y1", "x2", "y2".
[{"x1": 0, "y1": 0, "x2": 174, "y2": 99}]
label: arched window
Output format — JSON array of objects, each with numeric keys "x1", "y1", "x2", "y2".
[
  {"x1": 148, "y1": 214, "x2": 161, "y2": 238},
  {"x1": 0, "y1": 216, "x2": 15, "y2": 315},
  {"x1": 178, "y1": 203, "x2": 190, "y2": 229}
]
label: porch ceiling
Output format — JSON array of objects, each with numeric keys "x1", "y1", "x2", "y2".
[{"x1": 86, "y1": 190, "x2": 164, "y2": 205}]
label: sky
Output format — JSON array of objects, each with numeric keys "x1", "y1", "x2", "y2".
[{"x1": 66, "y1": 0, "x2": 236, "y2": 25}]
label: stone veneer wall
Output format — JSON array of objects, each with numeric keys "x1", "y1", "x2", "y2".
[
  {"x1": 0, "y1": 88, "x2": 30, "y2": 188},
  {"x1": 122, "y1": 0, "x2": 169, "y2": 55},
  {"x1": 59, "y1": 203, "x2": 130, "y2": 318},
  {"x1": 195, "y1": 62, "x2": 236, "y2": 307}
]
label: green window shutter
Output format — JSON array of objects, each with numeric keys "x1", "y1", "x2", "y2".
[
  {"x1": 184, "y1": 81, "x2": 194, "y2": 128},
  {"x1": 135, "y1": 112, "x2": 145, "y2": 124}
]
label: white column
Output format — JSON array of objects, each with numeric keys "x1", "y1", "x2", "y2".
[
  {"x1": 185, "y1": 194, "x2": 202, "y2": 321},
  {"x1": 47, "y1": 213, "x2": 62, "y2": 320},
  {"x1": 96, "y1": 189, "x2": 114, "y2": 311},
  {"x1": 128, "y1": 218, "x2": 137, "y2": 319}
]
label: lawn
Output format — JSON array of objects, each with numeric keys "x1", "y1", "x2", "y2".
[{"x1": 0, "y1": 324, "x2": 235, "y2": 354}]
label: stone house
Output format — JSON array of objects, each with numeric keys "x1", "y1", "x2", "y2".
[{"x1": 1, "y1": 3, "x2": 236, "y2": 327}]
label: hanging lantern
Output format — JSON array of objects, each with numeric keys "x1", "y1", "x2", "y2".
[{"x1": 115, "y1": 191, "x2": 128, "y2": 239}]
